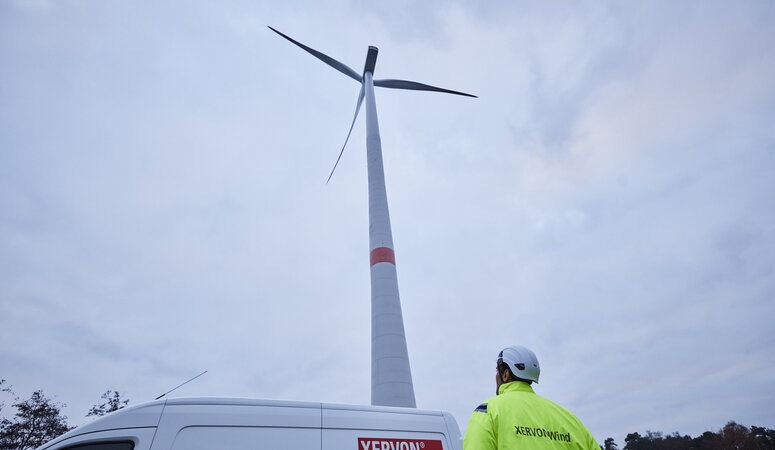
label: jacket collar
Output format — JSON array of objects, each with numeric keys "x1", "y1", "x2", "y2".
[{"x1": 498, "y1": 380, "x2": 535, "y2": 395}]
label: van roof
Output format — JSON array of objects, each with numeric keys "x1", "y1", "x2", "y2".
[{"x1": 163, "y1": 397, "x2": 445, "y2": 415}]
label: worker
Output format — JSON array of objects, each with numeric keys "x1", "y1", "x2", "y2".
[{"x1": 462, "y1": 345, "x2": 599, "y2": 450}]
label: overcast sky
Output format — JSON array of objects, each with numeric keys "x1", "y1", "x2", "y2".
[{"x1": 2, "y1": 0, "x2": 774, "y2": 446}]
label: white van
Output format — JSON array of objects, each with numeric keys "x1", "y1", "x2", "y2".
[{"x1": 38, "y1": 397, "x2": 463, "y2": 450}]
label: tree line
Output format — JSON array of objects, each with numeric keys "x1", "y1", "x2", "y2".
[
  {"x1": 1, "y1": 378, "x2": 773, "y2": 449},
  {"x1": 604, "y1": 423, "x2": 775, "y2": 450}
]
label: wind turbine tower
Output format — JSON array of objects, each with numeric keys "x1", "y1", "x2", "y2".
[{"x1": 269, "y1": 27, "x2": 475, "y2": 408}]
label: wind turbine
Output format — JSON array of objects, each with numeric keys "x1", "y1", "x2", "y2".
[{"x1": 269, "y1": 26, "x2": 475, "y2": 408}]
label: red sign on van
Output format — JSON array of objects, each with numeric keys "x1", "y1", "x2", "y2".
[{"x1": 358, "y1": 438, "x2": 443, "y2": 450}]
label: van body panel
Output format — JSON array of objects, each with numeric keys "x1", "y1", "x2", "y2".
[
  {"x1": 157, "y1": 402, "x2": 321, "y2": 427},
  {"x1": 322, "y1": 406, "x2": 445, "y2": 432},
  {"x1": 169, "y1": 426, "x2": 320, "y2": 450},
  {"x1": 150, "y1": 401, "x2": 321, "y2": 450}
]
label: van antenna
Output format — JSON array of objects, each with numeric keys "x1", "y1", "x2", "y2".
[{"x1": 155, "y1": 370, "x2": 208, "y2": 400}]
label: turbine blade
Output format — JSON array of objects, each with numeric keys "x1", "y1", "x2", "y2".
[
  {"x1": 327, "y1": 85, "x2": 365, "y2": 184},
  {"x1": 268, "y1": 26, "x2": 362, "y2": 83},
  {"x1": 373, "y1": 78, "x2": 477, "y2": 98}
]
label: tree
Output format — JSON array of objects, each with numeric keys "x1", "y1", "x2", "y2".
[
  {"x1": 0, "y1": 390, "x2": 72, "y2": 450},
  {"x1": 0, "y1": 380, "x2": 9, "y2": 414},
  {"x1": 750, "y1": 425, "x2": 775, "y2": 450},
  {"x1": 86, "y1": 391, "x2": 129, "y2": 417},
  {"x1": 604, "y1": 437, "x2": 619, "y2": 450},
  {"x1": 624, "y1": 432, "x2": 644, "y2": 450},
  {"x1": 692, "y1": 430, "x2": 718, "y2": 450},
  {"x1": 618, "y1": 423, "x2": 775, "y2": 450},
  {"x1": 716, "y1": 421, "x2": 760, "y2": 450},
  {"x1": 660, "y1": 432, "x2": 692, "y2": 450}
]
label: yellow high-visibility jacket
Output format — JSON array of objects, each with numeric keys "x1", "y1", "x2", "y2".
[{"x1": 463, "y1": 381, "x2": 599, "y2": 450}]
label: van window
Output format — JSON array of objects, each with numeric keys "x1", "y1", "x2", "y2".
[{"x1": 62, "y1": 443, "x2": 133, "y2": 450}]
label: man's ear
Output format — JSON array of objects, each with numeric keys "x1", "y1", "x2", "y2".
[{"x1": 500, "y1": 370, "x2": 511, "y2": 383}]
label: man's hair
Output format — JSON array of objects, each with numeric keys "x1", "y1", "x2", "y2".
[{"x1": 498, "y1": 363, "x2": 533, "y2": 385}]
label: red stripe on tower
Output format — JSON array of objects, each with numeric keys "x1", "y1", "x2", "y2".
[{"x1": 370, "y1": 247, "x2": 396, "y2": 266}]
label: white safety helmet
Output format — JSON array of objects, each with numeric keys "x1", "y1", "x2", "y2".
[{"x1": 497, "y1": 345, "x2": 540, "y2": 383}]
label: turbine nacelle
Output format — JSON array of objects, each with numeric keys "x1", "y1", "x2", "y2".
[{"x1": 363, "y1": 46, "x2": 378, "y2": 77}]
